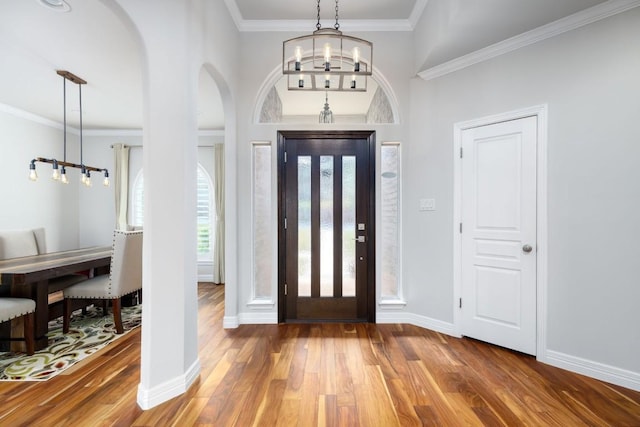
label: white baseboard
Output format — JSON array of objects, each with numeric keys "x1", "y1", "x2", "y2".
[
  {"x1": 198, "y1": 274, "x2": 214, "y2": 282},
  {"x1": 543, "y1": 350, "x2": 640, "y2": 392},
  {"x1": 136, "y1": 358, "x2": 201, "y2": 410},
  {"x1": 238, "y1": 311, "x2": 278, "y2": 324},
  {"x1": 223, "y1": 316, "x2": 239, "y2": 329},
  {"x1": 377, "y1": 311, "x2": 459, "y2": 338}
]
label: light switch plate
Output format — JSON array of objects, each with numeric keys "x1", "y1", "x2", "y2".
[{"x1": 419, "y1": 198, "x2": 435, "y2": 211}]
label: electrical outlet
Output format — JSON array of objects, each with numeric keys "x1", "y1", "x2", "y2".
[{"x1": 419, "y1": 198, "x2": 435, "y2": 211}]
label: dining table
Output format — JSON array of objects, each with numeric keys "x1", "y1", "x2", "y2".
[{"x1": 0, "y1": 246, "x2": 112, "y2": 351}]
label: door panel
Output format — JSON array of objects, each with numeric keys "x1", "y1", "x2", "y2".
[
  {"x1": 461, "y1": 117, "x2": 537, "y2": 355},
  {"x1": 278, "y1": 132, "x2": 375, "y2": 322}
]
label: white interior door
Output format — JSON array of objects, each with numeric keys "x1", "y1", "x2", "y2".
[{"x1": 461, "y1": 116, "x2": 537, "y2": 355}]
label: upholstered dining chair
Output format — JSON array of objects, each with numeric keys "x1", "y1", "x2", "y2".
[
  {"x1": 63, "y1": 230, "x2": 142, "y2": 334},
  {"x1": 0, "y1": 297, "x2": 36, "y2": 355}
]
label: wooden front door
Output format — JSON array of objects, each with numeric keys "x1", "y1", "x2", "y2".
[{"x1": 278, "y1": 131, "x2": 375, "y2": 322}]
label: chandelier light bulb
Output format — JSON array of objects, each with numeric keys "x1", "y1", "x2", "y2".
[
  {"x1": 295, "y1": 46, "x2": 302, "y2": 71},
  {"x1": 353, "y1": 47, "x2": 361, "y2": 72},
  {"x1": 84, "y1": 171, "x2": 92, "y2": 187},
  {"x1": 103, "y1": 170, "x2": 110, "y2": 187},
  {"x1": 324, "y1": 43, "x2": 331, "y2": 71}
]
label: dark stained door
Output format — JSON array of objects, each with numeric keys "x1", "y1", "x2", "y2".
[{"x1": 278, "y1": 131, "x2": 375, "y2": 322}]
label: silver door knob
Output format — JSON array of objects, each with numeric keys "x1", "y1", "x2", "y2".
[{"x1": 522, "y1": 244, "x2": 533, "y2": 253}]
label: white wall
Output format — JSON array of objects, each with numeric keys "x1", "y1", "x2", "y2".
[
  {"x1": 234, "y1": 30, "x2": 413, "y2": 321},
  {"x1": 408, "y1": 8, "x2": 640, "y2": 383},
  {"x1": 0, "y1": 108, "x2": 80, "y2": 251}
]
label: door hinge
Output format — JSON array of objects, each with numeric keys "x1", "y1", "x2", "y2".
[
  {"x1": 284, "y1": 151, "x2": 287, "y2": 163},
  {"x1": 284, "y1": 284, "x2": 288, "y2": 296},
  {"x1": 459, "y1": 223, "x2": 462, "y2": 233},
  {"x1": 459, "y1": 298, "x2": 462, "y2": 308},
  {"x1": 284, "y1": 217, "x2": 287, "y2": 229},
  {"x1": 460, "y1": 147, "x2": 463, "y2": 158}
]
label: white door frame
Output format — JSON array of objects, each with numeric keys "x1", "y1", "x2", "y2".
[{"x1": 453, "y1": 104, "x2": 548, "y2": 361}]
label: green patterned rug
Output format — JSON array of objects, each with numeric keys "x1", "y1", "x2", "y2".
[{"x1": 0, "y1": 304, "x2": 141, "y2": 381}]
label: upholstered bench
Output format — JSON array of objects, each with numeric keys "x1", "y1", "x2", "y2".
[{"x1": 0, "y1": 228, "x2": 88, "y2": 311}]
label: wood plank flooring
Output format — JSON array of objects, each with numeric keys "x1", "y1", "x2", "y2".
[{"x1": 1, "y1": 283, "x2": 639, "y2": 426}]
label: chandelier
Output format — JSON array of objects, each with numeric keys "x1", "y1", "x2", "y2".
[
  {"x1": 282, "y1": 0, "x2": 372, "y2": 92},
  {"x1": 29, "y1": 70, "x2": 109, "y2": 187}
]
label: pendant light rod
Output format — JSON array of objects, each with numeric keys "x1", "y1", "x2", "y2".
[
  {"x1": 79, "y1": 78, "x2": 83, "y2": 167},
  {"x1": 62, "y1": 76, "x2": 67, "y2": 162}
]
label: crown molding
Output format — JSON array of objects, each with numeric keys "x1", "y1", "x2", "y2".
[
  {"x1": 0, "y1": 103, "x2": 65, "y2": 131},
  {"x1": 83, "y1": 129, "x2": 143, "y2": 136},
  {"x1": 409, "y1": 0, "x2": 429, "y2": 30},
  {"x1": 1, "y1": 104, "x2": 224, "y2": 137},
  {"x1": 418, "y1": 0, "x2": 640, "y2": 81},
  {"x1": 223, "y1": 0, "x2": 244, "y2": 30}
]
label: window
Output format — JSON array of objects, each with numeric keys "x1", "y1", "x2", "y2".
[
  {"x1": 131, "y1": 164, "x2": 214, "y2": 261},
  {"x1": 380, "y1": 142, "x2": 401, "y2": 299},
  {"x1": 252, "y1": 142, "x2": 272, "y2": 299}
]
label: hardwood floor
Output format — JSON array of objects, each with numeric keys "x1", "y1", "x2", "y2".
[{"x1": 1, "y1": 283, "x2": 639, "y2": 426}]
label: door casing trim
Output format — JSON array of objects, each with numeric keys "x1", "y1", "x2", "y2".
[
  {"x1": 452, "y1": 104, "x2": 548, "y2": 361},
  {"x1": 277, "y1": 130, "x2": 377, "y2": 323}
]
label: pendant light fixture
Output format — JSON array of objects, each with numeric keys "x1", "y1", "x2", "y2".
[
  {"x1": 283, "y1": 0, "x2": 372, "y2": 92},
  {"x1": 29, "y1": 70, "x2": 109, "y2": 187},
  {"x1": 319, "y1": 92, "x2": 334, "y2": 123}
]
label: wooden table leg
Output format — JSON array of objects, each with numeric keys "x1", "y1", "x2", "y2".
[{"x1": 11, "y1": 280, "x2": 49, "y2": 351}]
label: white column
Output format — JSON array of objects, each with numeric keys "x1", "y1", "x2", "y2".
[{"x1": 110, "y1": 0, "x2": 201, "y2": 410}]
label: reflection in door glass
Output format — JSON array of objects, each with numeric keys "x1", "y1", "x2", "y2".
[
  {"x1": 320, "y1": 156, "x2": 334, "y2": 297},
  {"x1": 342, "y1": 156, "x2": 356, "y2": 296},
  {"x1": 298, "y1": 156, "x2": 311, "y2": 297}
]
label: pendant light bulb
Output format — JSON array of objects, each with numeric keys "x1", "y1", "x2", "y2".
[
  {"x1": 51, "y1": 160, "x2": 60, "y2": 180},
  {"x1": 29, "y1": 162, "x2": 38, "y2": 181},
  {"x1": 103, "y1": 170, "x2": 110, "y2": 187},
  {"x1": 60, "y1": 166, "x2": 69, "y2": 184},
  {"x1": 84, "y1": 170, "x2": 92, "y2": 187}
]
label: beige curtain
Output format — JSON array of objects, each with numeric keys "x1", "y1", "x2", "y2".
[
  {"x1": 113, "y1": 144, "x2": 130, "y2": 230},
  {"x1": 213, "y1": 144, "x2": 225, "y2": 284}
]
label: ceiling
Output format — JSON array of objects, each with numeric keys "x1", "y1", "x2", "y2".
[
  {"x1": 234, "y1": 0, "x2": 420, "y2": 21},
  {"x1": 0, "y1": 0, "x2": 612, "y2": 130}
]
